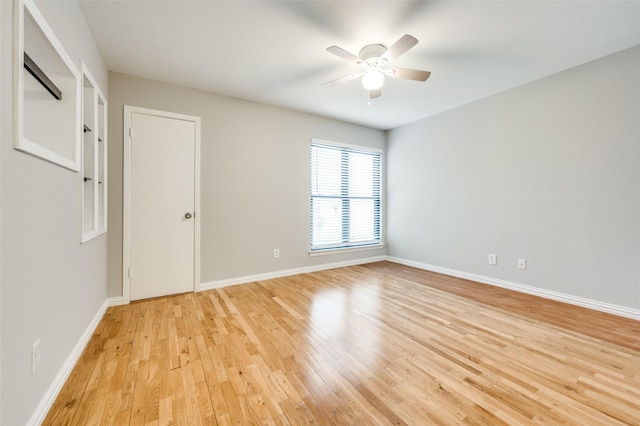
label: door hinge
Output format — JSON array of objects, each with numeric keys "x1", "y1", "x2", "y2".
[
  {"x1": 129, "y1": 127, "x2": 132, "y2": 138},
  {"x1": 128, "y1": 267, "x2": 132, "y2": 278}
]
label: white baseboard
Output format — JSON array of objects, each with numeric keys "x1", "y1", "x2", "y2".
[
  {"x1": 27, "y1": 299, "x2": 110, "y2": 426},
  {"x1": 106, "y1": 296, "x2": 127, "y2": 307},
  {"x1": 387, "y1": 256, "x2": 640, "y2": 321},
  {"x1": 199, "y1": 255, "x2": 387, "y2": 291}
]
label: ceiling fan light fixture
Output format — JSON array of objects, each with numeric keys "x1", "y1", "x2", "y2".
[
  {"x1": 362, "y1": 69, "x2": 384, "y2": 90},
  {"x1": 325, "y1": 35, "x2": 428, "y2": 98}
]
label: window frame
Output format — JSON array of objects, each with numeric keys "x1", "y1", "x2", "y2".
[{"x1": 309, "y1": 139, "x2": 383, "y2": 253}]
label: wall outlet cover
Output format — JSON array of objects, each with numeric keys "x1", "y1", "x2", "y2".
[{"x1": 31, "y1": 339, "x2": 41, "y2": 374}]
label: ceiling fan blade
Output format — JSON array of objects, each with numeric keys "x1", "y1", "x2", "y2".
[
  {"x1": 327, "y1": 46, "x2": 362, "y2": 64},
  {"x1": 387, "y1": 67, "x2": 431, "y2": 81},
  {"x1": 381, "y1": 34, "x2": 418, "y2": 61},
  {"x1": 322, "y1": 71, "x2": 364, "y2": 87},
  {"x1": 369, "y1": 88, "x2": 382, "y2": 99}
]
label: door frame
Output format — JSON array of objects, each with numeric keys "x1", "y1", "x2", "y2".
[{"x1": 122, "y1": 105, "x2": 201, "y2": 304}]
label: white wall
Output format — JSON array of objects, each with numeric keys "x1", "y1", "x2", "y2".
[
  {"x1": 0, "y1": 1, "x2": 108, "y2": 424},
  {"x1": 107, "y1": 72, "x2": 386, "y2": 297},
  {"x1": 387, "y1": 45, "x2": 640, "y2": 312}
]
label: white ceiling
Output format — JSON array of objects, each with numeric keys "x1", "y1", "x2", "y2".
[{"x1": 78, "y1": 1, "x2": 640, "y2": 130}]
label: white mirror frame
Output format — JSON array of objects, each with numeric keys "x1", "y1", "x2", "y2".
[{"x1": 14, "y1": 0, "x2": 81, "y2": 171}]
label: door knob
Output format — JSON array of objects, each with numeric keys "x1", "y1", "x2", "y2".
[{"x1": 184, "y1": 212, "x2": 192, "y2": 219}]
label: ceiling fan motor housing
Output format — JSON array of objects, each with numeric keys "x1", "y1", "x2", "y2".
[{"x1": 359, "y1": 44, "x2": 388, "y2": 63}]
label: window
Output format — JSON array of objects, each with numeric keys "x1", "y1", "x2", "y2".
[{"x1": 310, "y1": 140, "x2": 382, "y2": 251}]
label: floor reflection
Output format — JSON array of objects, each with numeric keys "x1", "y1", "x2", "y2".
[{"x1": 308, "y1": 280, "x2": 382, "y2": 369}]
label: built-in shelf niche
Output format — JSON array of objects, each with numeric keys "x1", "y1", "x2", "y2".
[
  {"x1": 81, "y1": 64, "x2": 107, "y2": 243},
  {"x1": 15, "y1": 0, "x2": 81, "y2": 171}
]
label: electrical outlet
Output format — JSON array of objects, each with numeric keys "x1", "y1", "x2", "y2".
[
  {"x1": 518, "y1": 258, "x2": 527, "y2": 270},
  {"x1": 31, "y1": 339, "x2": 41, "y2": 374},
  {"x1": 273, "y1": 248, "x2": 280, "y2": 259},
  {"x1": 488, "y1": 253, "x2": 497, "y2": 265}
]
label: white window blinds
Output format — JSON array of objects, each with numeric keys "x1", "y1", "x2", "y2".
[{"x1": 310, "y1": 141, "x2": 381, "y2": 251}]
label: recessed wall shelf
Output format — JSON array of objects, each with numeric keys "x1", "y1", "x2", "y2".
[
  {"x1": 81, "y1": 63, "x2": 108, "y2": 243},
  {"x1": 15, "y1": 0, "x2": 81, "y2": 172}
]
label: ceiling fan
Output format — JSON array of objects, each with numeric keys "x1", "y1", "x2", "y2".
[{"x1": 323, "y1": 34, "x2": 431, "y2": 100}]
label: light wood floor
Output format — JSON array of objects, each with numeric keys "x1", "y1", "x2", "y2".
[{"x1": 44, "y1": 261, "x2": 640, "y2": 425}]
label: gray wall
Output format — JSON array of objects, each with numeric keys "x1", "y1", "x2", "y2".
[
  {"x1": 107, "y1": 72, "x2": 386, "y2": 297},
  {"x1": 387, "y1": 45, "x2": 640, "y2": 310},
  {"x1": 0, "y1": 1, "x2": 108, "y2": 424}
]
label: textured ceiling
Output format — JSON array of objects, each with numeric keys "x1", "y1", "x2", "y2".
[{"x1": 79, "y1": 1, "x2": 640, "y2": 130}]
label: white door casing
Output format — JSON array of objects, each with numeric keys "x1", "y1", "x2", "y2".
[{"x1": 123, "y1": 106, "x2": 200, "y2": 302}]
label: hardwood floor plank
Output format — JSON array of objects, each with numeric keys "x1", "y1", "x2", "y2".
[
  {"x1": 168, "y1": 367, "x2": 188, "y2": 425},
  {"x1": 365, "y1": 262, "x2": 640, "y2": 352},
  {"x1": 157, "y1": 396, "x2": 172, "y2": 426},
  {"x1": 44, "y1": 262, "x2": 640, "y2": 425}
]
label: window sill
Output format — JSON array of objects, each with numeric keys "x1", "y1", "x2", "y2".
[{"x1": 309, "y1": 244, "x2": 385, "y2": 257}]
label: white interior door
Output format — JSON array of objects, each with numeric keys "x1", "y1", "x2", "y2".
[{"x1": 127, "y1": 108, "x2": 199, "y2": 301}]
